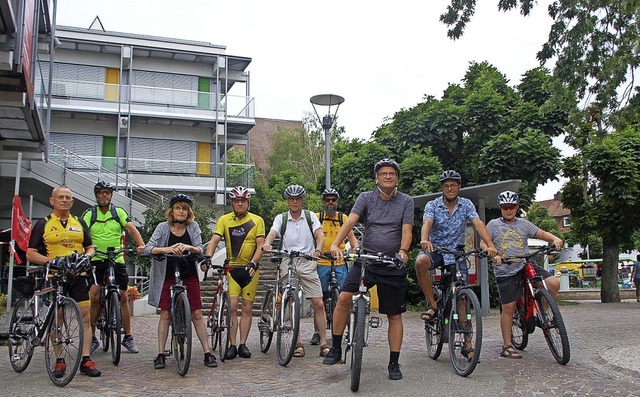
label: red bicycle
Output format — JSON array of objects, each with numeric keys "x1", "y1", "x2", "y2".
[
  {"x1": 202, "y1": 259, "x2": 232, "y2": 362},
  {"x1": 503, "y1": 245, "x2": 570, "y2": 365}
]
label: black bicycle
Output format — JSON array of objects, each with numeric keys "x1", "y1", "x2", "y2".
[
  {"x1": 94, "y1": 247, "x2": 137, "y2": 365},
  {"x1": 425, "y1": 245, "x2": 487, "y2": 377},
  {"x1": 9, "y1": 253, "x2": 91, "y2": 387},
  {"x1": 319, "y1": 252, "x2": 343, "y2": 332}
]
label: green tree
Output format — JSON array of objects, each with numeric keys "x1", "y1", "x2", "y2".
[{"x1": 525, "y1": 203, "x2": 559, "y2": 234}]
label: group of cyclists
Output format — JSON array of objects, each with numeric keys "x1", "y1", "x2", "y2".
[{"x1": 22, "y1": 156, "x2": 564, "y2": 382}]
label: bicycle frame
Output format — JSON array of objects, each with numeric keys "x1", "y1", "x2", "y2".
[{"x1": 203, "y1": 258, "x2": 232, "y2": 361}]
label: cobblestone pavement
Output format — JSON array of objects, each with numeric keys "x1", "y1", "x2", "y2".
[{"x1": 2, "y1": 300, "x2": 640, "y2": 396}]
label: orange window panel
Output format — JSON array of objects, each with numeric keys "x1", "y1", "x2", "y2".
[
  {"x1": 196, "y1": 142, "x2": 211, "y2": 175},
  {"x1": 105, "y1": 68, "x2": 119, "y2": 101}
]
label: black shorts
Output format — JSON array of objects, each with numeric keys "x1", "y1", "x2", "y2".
[
  {"x1": 67, "y1": 274, "x2": 92, "y2": 304},
  {"x1": 92, "y1": 259, "x2": 129, "y2": 291},
  {"x1": 496, "y1": 265, "x2": 553, "y2": 305},
  {"x1": 342, "y1": 260, "x2": 407, "y2": 315}
]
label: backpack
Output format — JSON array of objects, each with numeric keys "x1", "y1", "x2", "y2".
[
  {"x1": 318, "y1": 210, "x2": 344, "y2": 227},
  {"x1": 279, "y1": 210, "x2": 315, "y2": 247},
  {"x1": 86, "y1": 205, "x2": 122, "y2": 229}
]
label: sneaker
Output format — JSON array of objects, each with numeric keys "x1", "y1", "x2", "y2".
[
  {"x1": 225, "y1": 345, "x2": 238, "y2": 360},
  {"x1": 122, "y1": 335, "x2": 139, "y2": 354},
  {"x1": 310, "y1": 332, "x2": 320, "y2": 345},
  {"x1": 80, "y1": 360, "x2": 102, "y2": 377},
  {"x1": 204, "y1": 353, "x2": 218, "y2": 368},
  {"x1": 388, "y1": 362, "x2": 402, "y2": 380},
  {"x1": 238, "y1": 344, "x2": 251, "y2": 358},
  {"x1": 90, "y1": 336, "x2": 100, "y2": 355},
  {"x1": 322, "y1": 346, "x2": 342, "y2": 365},
  {"x1": 52, "y1": 360, "x2": 66, "y2": 379},
  {"x1": 153, "y1": 354, "x2": 166, "y2": 369}
]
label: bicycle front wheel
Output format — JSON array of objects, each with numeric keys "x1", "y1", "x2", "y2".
[
  {"x1": 98, "y1": 296, "x2": 109, "y2": 353},
  {"x1": 326, "y1": 286, "x2": 340, "y2": 332},
  {"x1": 259, "y1": 288, "x2": 275, "y2": 353},
  {"x1": 449, "y1": 289, "x2": 482, "y2": 377},
  {"x1": 350, "y1": 297, "x2": 367, "y2": 392},
  {"x1": 510, "y1": 298, "x2": 528, "y2": 350},
  {"x1": 535, "y1": 288, "x2": 570, "y2": 365},
  {"x1": 171, "y1": 292, "x2": 192, "y2": 376},
  {"x1": 45, "y1": 296, "x2": 83, "y2": 387},
  {"x1": 208, "y1": 295, "x2": 219, "y2": 352},
  {"x1": 425, "y1": 300, "x2": 444, "y2": 360},
  {"x1": 218, "y1": 292, "x2": 232, "y2": 363},
  {"x1": 276, "y1": 288, "x2": 300, "y2": 366},
  {"x1": 107, "y1": 291, "x2": 122, "y2": 365},
  {"x1": 8, "y1": 297, "x2": 36, "y2": 373}
]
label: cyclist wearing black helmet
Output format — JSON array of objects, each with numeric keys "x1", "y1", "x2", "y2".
[
  {"x1": 144, "y1": 193, "x2": 218, "y2": 369},
  {"x1": 83, "y1": 181, "x2": 145, "y2": 355},
  {"x1": 205, "y1": 186, "x2": 265, "y2": 359},
  {"x1": 416, "y1": 170, "x2": 497, "y2": 325},
  {"x1": 481, "y1": 191, "x2": 562, "y2": 359},
  {"x1": 263, "y1": 184, "x2": 327, "y2": 358},
  {"x1": 323, "y1": 158, "x2": 413, "y2": 381}
]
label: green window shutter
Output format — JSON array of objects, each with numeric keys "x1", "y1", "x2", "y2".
[
  {"x1": 102, "y1": 136, "x2": 116, "y2": 171},
  {"x1": 198, "y1": 77, "x2": 210, "y2": 109}
]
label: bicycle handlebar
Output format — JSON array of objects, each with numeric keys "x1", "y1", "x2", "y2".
[
  {"x1": 432, "y1": 246, "x2": 489, "y2": 260},
  {"x1": 262, "y1": 249, "x2": 315, "y2": 261},
  {"x1": 94, "y1": 247, "x2": 139, "y2": 258},
  {"x1": 501, "y1": 244, "x2": 557, "y2": 264},
  {"x1": 345, "y1": 251, "x2": 402, "y2": 266}
]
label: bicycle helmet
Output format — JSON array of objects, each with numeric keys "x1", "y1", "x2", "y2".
[
  {"x1": 321, "y1": 188, "x2": 340, "y2": 199},
  {"x1": 283, "y1": 184, "x2": 306, "y2": 199},
  {"x1": 169, "y1": 193, "x2": 193, "y2": 208},
  {"x1": 60, "y1": 252, "x2": 92, "y2": 275},
  {"x1": 438, "y1": 170, "x2": 462, "y2": 184},
  {"x1": 228, "y1": 186, "x2": 251, "y2": 200},
  {"x1": 94, "y1": 181, "x2": 114, "y2": 194},
  {"x1": 497, "y1": 190, "x2": 520, "y2": 206},
  {"x1": 373, "y1": 158, "x2": 400, "y2": 175}
]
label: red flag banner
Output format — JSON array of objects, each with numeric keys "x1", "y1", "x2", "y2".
[{"x1": 11, "y1": 195, "x2": 32, "y2": 252}]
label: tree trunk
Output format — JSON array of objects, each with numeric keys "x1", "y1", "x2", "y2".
[{"x1": 601, "y1": 239, "x2": 621, "y2": 303}]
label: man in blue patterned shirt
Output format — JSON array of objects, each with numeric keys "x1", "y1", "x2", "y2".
[{"x1": 415, "y1": 170, "x2": 497, "y2": 323}]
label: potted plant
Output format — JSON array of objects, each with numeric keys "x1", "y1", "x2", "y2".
[{"x1": 126, "y1": 286, "x2": 141, "y2": 315}]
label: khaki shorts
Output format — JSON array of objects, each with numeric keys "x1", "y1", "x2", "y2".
[{"x1": 279, "y1": 257, "x2": 322, "y2": 299}]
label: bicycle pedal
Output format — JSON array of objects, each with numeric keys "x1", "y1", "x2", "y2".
[
  {"x1": 257, "y1": 322, "x2": 271, "y2": 332},
  {"x1": 369, "y1": 316, "x2": 381, "y2": 328},
  {"x1": 164, "y1": 349, "x2": 173, "y2": 356}
]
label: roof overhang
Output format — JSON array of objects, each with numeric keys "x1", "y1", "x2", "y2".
[{"x1": 412, "y1": 180, "x2": 522, "y2": 209}]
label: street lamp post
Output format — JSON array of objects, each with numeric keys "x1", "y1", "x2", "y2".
[{"x1": 310, "y1": 94, "x2": 344, "y2": 190}]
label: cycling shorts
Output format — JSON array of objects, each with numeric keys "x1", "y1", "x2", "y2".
[
  {"x1": 92, "y1": 259, "x2": 129, "y2": 291},
  {"x1": 496, "y1": 265, "x2": 553, "y2": 305},
  {"x1": 228, "y1": 267, "x2": 260, "y2": 301},
  {"x1": 67, "y1": 274, "x2": 92, "y2": 307},
  {"x1": 158, "y1": 275, "x2": 202, "y2": 311},
  {"x1": 342, "y1": 260, "x2": 407, "y2": 315}
]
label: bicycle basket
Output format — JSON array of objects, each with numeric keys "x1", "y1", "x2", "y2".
[{"x1": 13, "y1": 275, "x2": 44, "y2": 297}]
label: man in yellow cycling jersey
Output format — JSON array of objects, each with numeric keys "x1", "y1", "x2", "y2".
[
  {"x1": 205, "y1": 186, "x2": 265, "y2": 359},
  {"x1": 26, "y1": 185, "x2": 100, "y2": 378}
]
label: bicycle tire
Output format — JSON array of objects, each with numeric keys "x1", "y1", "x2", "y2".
[
  {"x1": 259, "y1": 288, "x2": 274, "y2": 353},
  {"x1": 218, "y1": 292, "x2": 232, "y2": 363},
  {"x1": 99, "y1": 294, "x2": 109, "y2": 353},
  {"x1": 276, "y1": 288, "x2": 300, "y2": 366},
  {"x1": 45, "y1": 296, "x2": 83, "y2": 387},
  {"x1": 8, "y1": 297, "x2": 36, "y2": 373},
  {"x1": 535, "y1": 288, "x2": 570, "y2": 365},
  {"x1": 107, "y1": 291, "x2": 122, "y2": 365},
  {"x1": 350, "y1": 297, "x2": 367, "y2": 392},
  {"x1": 326, "y1": 286, "x2": 340, "y2": 332},
  {"x1": 449, "y1": 289, "x2": 482, "y2": 377},
  {"x1": 425, "y1": 298, "x2": 444, "y2": 360},
  {"x1": 171, "y1": 291, "x2": 192, "y2": 376},
  {"x1": 209, "y1": 295, "x2": 219, "y2": 352},
  {"x1": 510, "y1": 298, "x2": 528, "y2": 350}
]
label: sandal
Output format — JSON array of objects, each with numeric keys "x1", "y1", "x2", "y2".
[
  {"x1": 421, "y1": 306, "x2": 438, "y2": 322},
  {"x1": 293, "y1": 343, "x2": 305, "y2": 358},
  {"x1": 319, "y1": 344, "x2": 330, "y2": 357},
  {"x1": 500, "y1": 345, "x2": 522, "y2": 359}
]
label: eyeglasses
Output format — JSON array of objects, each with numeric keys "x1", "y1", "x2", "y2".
[
  {"x1": 232, "y1": 199, "x2": 248, "y2": 204},
  {"x1": 96, "y1": 190, "x2": 112, "y2": 196},
  {"x1": 500, "y1": 205, "x2": 518, "y2": 211},
  {"x1": 377, "y1": 172, "x2": 397, "y2": 178},
  {"x1": 324, "y1": 198, "x2": 338, "y2": 203},
  {"x1": 442, "y1": 183, "x2": 459, "y2": 190}
]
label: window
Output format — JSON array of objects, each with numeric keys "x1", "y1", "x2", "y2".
[{"x1": 562, "y1": 216, "x2": 571, "y2": 227}]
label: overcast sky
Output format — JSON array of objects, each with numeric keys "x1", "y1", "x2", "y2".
[{"x1": 55, "y1": 0, "x2": 566, "y2": 200}]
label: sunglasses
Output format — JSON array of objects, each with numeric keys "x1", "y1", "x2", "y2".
[
  {"x1": 232, "y1": 199, "x2": 248, "y2": 204},
  {"x1": 324, "y1": 198, "x2": 338, "y2": 203},
  {"x1": 500, "y1": 205, "x2": 518, "y2": 211}
]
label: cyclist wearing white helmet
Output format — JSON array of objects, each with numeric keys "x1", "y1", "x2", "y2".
[
  {"x1": 144, "y1": 193, "x2": 218, "y2": 369},
  {"x1": 416, "y1": 170, "x2": 497, "y2": 326},
  {"x1": 205, "y1": 186, "x2": 265, "y2": 359},
  {"x1": 263, "y1": 184, "x2": 327, "y2": 358},
  {"x1": 481, "y1": 191, "x2": 562, "y2": 359},
  {"x1": 323, "y1": 158, "x2": 413, "y2": 381}
]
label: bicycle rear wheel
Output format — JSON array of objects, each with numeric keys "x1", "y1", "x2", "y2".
[
  {"x1": 98, "y1": 294, "x2": 109, "y2": 353},
  {"x1": 8, "y1": 297, "x2": 36, "y2": 373},
  {"x1": 45, "y1": 297, "x2": 83, "y2": 387},
  {"x1": 107, "y1": 291, "x2": 122, "y2": 365},
  {"x1": 425, "y1": 299, "x2": 444, "y2": 360},
  {"x1": 218, "y1": 292, "x2": 232, "y2": 363},
  {"x1": 535, "y1": 288, "x2": 570, "y2": 365},
  {"x1": 276, "y1": 288, "x2": 300, "y2": 366},
  {"x1": 350, "y1": 297, "x2": 367, "y2": 392},
  {"x1": 449, "y1": 289, "x2": 482, "y2": 377},
  {"x1": 510, "y1": 298, "x2": 528, "y2": 350},
  {"x1": 171, "y1": 292, "x2": 192, "y2": 376},
  {"x1": 259, "y1": 288, "x2": 274, "y2": 353},
  {"x1": 326, "y1": 286, "x2": 340, "y2": 332}
]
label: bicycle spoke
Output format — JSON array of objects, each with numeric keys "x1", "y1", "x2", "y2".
[
  {"x1": 535, "y1": 288, "x2": 570, "y2": 365},
  {"x1": 172, "y1": 292, "x2": 192, "y2": 376},
  {"x1": 45, "y1": 297, "x2": 83, "y2": 387},
  {"x1": 449, "y1": 289, "x2": 482, "y2": 377},
  {"x1": 8, "y1": 298, "x2": 36, "y2": 373},
  {"x1": 350, "y1": 298, "x2": 366, "y2": 392},
  {"x1": 276, "y1": 289, "x2": 299, "y2": 366},
  {"x1": 259, "y1": 289, "x2": 274, "y2": 353},
  {"x1": 108, "y1": 291, "x2": 122, "y2": 365},
  {"x1": 510, "y1": 299, "x2": 528, "y2": 350}
]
